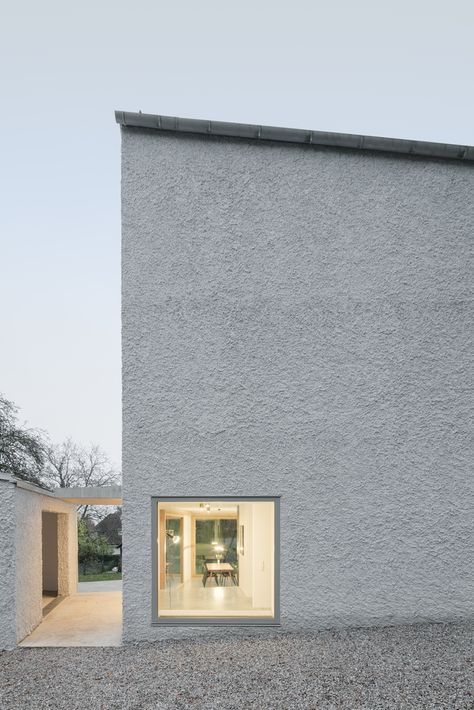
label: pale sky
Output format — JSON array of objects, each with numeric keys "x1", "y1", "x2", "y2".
[{"x1": 1, "y1": 0, "x2": 473, "y2": 468}]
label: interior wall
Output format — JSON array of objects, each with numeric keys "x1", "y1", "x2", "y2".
[
  {"x1": 237, "y1": 503, "x2": 253, "y2": 599},
  {"x1": 237, "y1": 502, "x2": 274, "y2": 609},
  {"x1": 42, "y1": 512, "x2": 59, "y2": 593},
  {"x1": 251, "y1": 502, "x2": 274, "y2": 611}
]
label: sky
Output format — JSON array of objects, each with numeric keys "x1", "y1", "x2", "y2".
[{"x1": 1, "y1": 0, "x2": 473, "y2": 468}]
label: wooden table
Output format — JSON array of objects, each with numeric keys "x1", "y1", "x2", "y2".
[
  {"x1": 203, "y1": 562, "x2": 235, "y2": 586},
  {"x1": 205, "y1": 563, "x2": 234, "y2": 574}
]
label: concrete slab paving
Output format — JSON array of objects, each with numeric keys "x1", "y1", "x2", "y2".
[
  {"x1": 20, "y1": 592, "x2": 122, "y2": 647},
  {"x1": 77, "y1": 580, "x2": 122, "y2": 592}
]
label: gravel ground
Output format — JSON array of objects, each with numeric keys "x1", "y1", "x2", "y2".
[{"x1": 0, "y1": 621, "x2": 472, "y2": 709}]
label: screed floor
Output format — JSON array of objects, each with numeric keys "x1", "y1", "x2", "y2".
[
  {"x1": 158, "y1": 577, "x2": 273, "y2": 616},
  {"x1": 20, "y1": 592, "x2": 122, "y2": 647}
]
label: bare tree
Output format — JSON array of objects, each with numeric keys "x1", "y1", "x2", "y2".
[
  {"x1": 41, "y1": 438, "x2": 79, "y2": 489},
  {"x1": 74, "y1": 444, "x2": 119, "y2": 488},
  {"x1": 0, "y1": 394, "x2": 46, "y2": 486},
  {"x1": 43, "y1": 439, "x2": 120, "y2": 519},
  {"x1": 0, "y1": 394, "x2": 120, "y2": 522}
]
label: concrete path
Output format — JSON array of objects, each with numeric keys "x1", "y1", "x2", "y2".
[
  {"x1": 77, "y1": 580, "x2": 122, "y2": 592},
  {"x1": 20, "y1": 592, "x2": 122, "y2": 647}
]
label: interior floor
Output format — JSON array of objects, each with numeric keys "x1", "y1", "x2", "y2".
[{"x1": 158, "y1": 577, "x2": 273, "y2": 617}]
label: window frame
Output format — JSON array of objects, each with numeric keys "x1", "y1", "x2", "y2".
[{"x1": 151, "y1": 496, "x2": 281, "y2": 626}]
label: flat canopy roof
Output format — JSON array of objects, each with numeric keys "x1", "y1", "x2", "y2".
[
  {"x1": 115, "y1": 110, "x2": 474, "y2": 163},
  {"x1": 54, "y1": 485, "x2": 122, "y2": 505}
]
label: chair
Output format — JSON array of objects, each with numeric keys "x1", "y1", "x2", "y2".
[
  {"x1": 202, "y1": 559, "x2": 220, "y2": 587},
  {"x1": 219, "y1": 563, "x2": 238, "y2": 586}
]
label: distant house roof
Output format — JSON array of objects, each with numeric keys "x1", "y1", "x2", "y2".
[
  {"x1": 115, "y1": 111, "x2": 474, "y2": 163},
  {"x1": 96, "y1": 511, "x2": 122, "y2": 546}
]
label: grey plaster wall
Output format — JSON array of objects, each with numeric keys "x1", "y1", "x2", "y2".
[
  {"x1": 121, "y1": 128, "x2": 474, "y2": 642},
  {"x1": 0, "y1": 477, "x2": 17, "y2": 650}
]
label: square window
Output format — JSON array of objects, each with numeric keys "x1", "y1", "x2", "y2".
[{"x1": 152, "y1": 497, "x2": 279, "y2": 624}]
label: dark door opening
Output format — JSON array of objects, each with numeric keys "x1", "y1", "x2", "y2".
[{"x1": 42, "y1": 511, "x2": 60, "y2": 615}]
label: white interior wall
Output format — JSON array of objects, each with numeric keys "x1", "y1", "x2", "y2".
[
  {"x1": 237, "y1": 503, "x2": 253, "y2": 599},
  {"x1": 237, "y1": 502, "x2": 274, "y2": 610},
  {"x1": 251, "y1": 502, "x2": 274, "y2": 611}
]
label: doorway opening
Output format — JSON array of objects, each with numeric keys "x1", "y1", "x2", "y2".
[{"x1": 41, "y1": 512, "x2": 61, "y2": 616}]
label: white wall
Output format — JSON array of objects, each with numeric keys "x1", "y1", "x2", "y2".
[
  {"x1": 251, "y1": 502, "x2": 274, "y2": 611},
  {"x1": 15, "y1": 485, "x2": 78, "y2": 644},
  {"x1": 237, "y1": 503, "x2": 252, "y2": 598},
  {"x1": 237, "y1": 502, "x2": 274, "y2": 611}
]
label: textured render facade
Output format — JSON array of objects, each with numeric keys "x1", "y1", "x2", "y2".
[
  {"x1": 120, "y1": 117, "x2": 474, "y2": 642},
  {"x1": 0, "y1": 474, "x2": 77, "y2": 650}
]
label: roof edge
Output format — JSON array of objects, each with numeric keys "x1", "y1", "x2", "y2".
[
  {"x1": 115, "y1": 111, "x2": 474, "y2": 162},
  {"x1": 53, "y1": 485, "x2": 122, "y2": 505}
]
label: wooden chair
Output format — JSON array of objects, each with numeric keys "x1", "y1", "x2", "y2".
[
  {"x1": 202, "y1": 560, "x2": 220, "y2": 587},
  {"x1": 219, "y1": 564, "x2": 238, "y2": 586}
]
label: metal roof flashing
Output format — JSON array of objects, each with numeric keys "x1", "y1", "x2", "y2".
[{"x1": 115, "y1": 111, "x2": 474, "y2": 163}]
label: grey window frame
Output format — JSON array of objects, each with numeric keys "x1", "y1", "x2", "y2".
[{"x1": 151, "y1": 496, "x2": 281, "y2": 626}]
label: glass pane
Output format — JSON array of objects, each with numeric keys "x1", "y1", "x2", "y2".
[
  {"x1": 194, "y1": 519, "x2": 237, "y2": 573},
  {"x1": 157, "y1": 500, "x2": 275, "y2": 619},
  {"x1": 219, "y1": 519, "x2": 237, "y2": 566},
  {"x1": 195, "y1": 519, "x2": 214, "y2": 574},
  {"x1": 165, "y1": 518, "x2": 181, "y2": 576}
]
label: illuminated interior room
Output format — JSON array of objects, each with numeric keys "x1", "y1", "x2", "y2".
[{"x1": 155, "y1": 499, "x2": 277, "y2": 620}]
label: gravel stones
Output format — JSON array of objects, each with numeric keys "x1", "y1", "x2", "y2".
[{"x1": 0, "y1": 621, "x2": 472, "y2": 709}]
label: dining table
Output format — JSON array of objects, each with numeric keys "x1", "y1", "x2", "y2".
[{"x1": 203, "y1": 562, "x2": 235, "y2": 586}]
